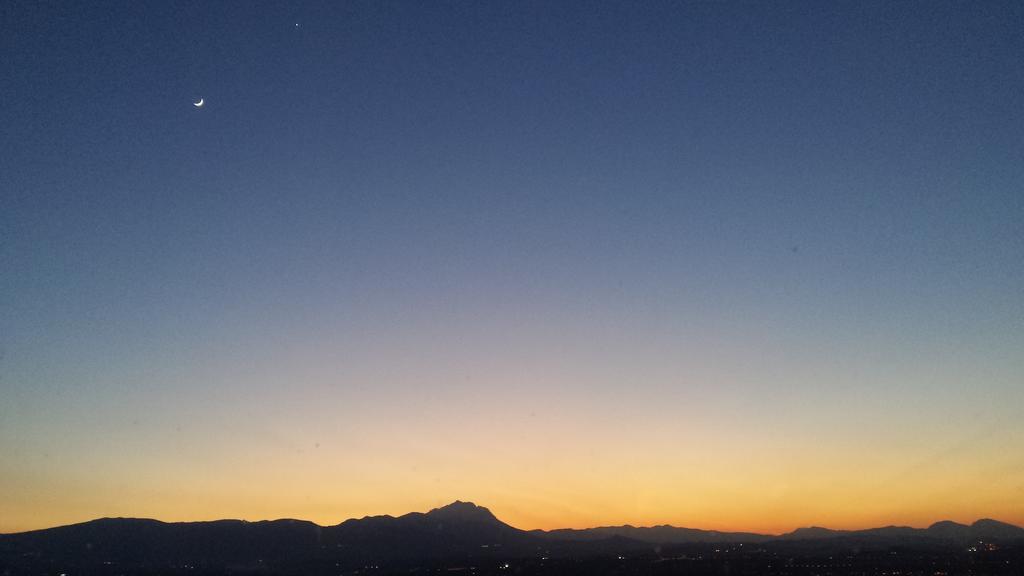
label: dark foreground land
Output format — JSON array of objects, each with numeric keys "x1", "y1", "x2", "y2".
[
  {"x1": 3, "y1": 502, "x2": 1023, "y2": 576},
  {"x1": 4, "y1": 542, "x2": 1024, "y2": 576}
]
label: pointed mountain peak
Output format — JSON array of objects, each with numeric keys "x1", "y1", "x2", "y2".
[{"x1": 426, "y1": 501, "x2": 499, "y2": 523}]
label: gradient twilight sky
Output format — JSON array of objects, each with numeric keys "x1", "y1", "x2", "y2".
[{"x1": 2, "y1": 0, "x2": 1023, "y2": 534}]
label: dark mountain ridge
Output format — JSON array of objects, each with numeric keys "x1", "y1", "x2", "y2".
[
  {"x1": 2, "y1": 501, "x2": 1022, "y2": 575},
  {"x1": 776, "y1": 518, "x2": 1024, "y2": 543},
  {"x1": 5, "y1": 502, "x2": 1022, "y2": 543},
  {"x1": 533, "y1": 524, "x2": 773, "y2": 544}
]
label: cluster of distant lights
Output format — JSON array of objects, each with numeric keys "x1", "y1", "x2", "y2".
[{"x1": 968, "y1": 542, "x2": 1000, "y2": 552}]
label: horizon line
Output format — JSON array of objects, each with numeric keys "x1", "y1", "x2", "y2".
[{"x1": 3, "y1": 500, "x2": 1019, "y2": 537}]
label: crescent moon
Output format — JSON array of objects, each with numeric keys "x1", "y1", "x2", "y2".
[{"x1": 193, "y1": 98, "x2": 204, "y2": 107}]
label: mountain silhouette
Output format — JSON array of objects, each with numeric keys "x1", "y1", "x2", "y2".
[
  {"x1": 777, "y1": 519, "x2": 1024, "y2": 543},
  {"x1": 324, "y1": 501, "x2": 545, "y2": 561},
  {"x1": 535, "y1": 524, "x2": 771, "y2": 544},
  {"x1": 926, "y1": 519, "x2": 971, "y2": 539},
  {"x1": 782, "y1": 526, "x2": 845, "y2": 539},
  {"x1": 2, "y1": 501, "x2": 1022, "y2": 575},
  {"x1": 425, "y1": 500, "x2": 502, "y2": 523},
  {"x1": 971, "y1": 518, "x2": 1024, "y2": 540}
]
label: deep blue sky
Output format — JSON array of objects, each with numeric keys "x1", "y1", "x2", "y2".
[{"x1": 2, "y1": 1, "x2": 1023, "y2": 531}]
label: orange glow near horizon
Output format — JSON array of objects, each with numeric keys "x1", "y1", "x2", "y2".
[
  {"x1": 4, "y1": 489, "x2": 1024, "y2": 536},
  {"x1": 5, "y1": 0, "x2": 1024, "y2": 549},
  {"x1": 3, "y1": 223, "x2": 1022, "y2": 536},
  {"x1": 4, "y1": 374, "x2": 1023, "y2": 534}
]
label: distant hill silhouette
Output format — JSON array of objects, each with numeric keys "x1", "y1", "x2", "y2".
[
  {"x1": 776, "y1": 518, "x2": 1024, "y2": 543},
  {"x1": 2, "y1": 501, "x2": 1022, "y2": 575},
  {"x1": 533, "y1": 524, "x2": 772, "y2": 544},
  {"x1": 971, "y1": 519, "x2": 1024, "y2": 540}
]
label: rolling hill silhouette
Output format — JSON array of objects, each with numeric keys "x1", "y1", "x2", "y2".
[
  {"x1": 533, "y1": 524, "x2": 772, "y2": 544},
  {"x1": 776, "y1": 518, "x2": 1024, "y2": 543},
  {"x1": 2, "y1": 501, "x2": 1022, "y2": 574}
]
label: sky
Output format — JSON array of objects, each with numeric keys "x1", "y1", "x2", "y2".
[{"x1": 1, "y1": 0, "x2": 1023, "y2": 534}]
